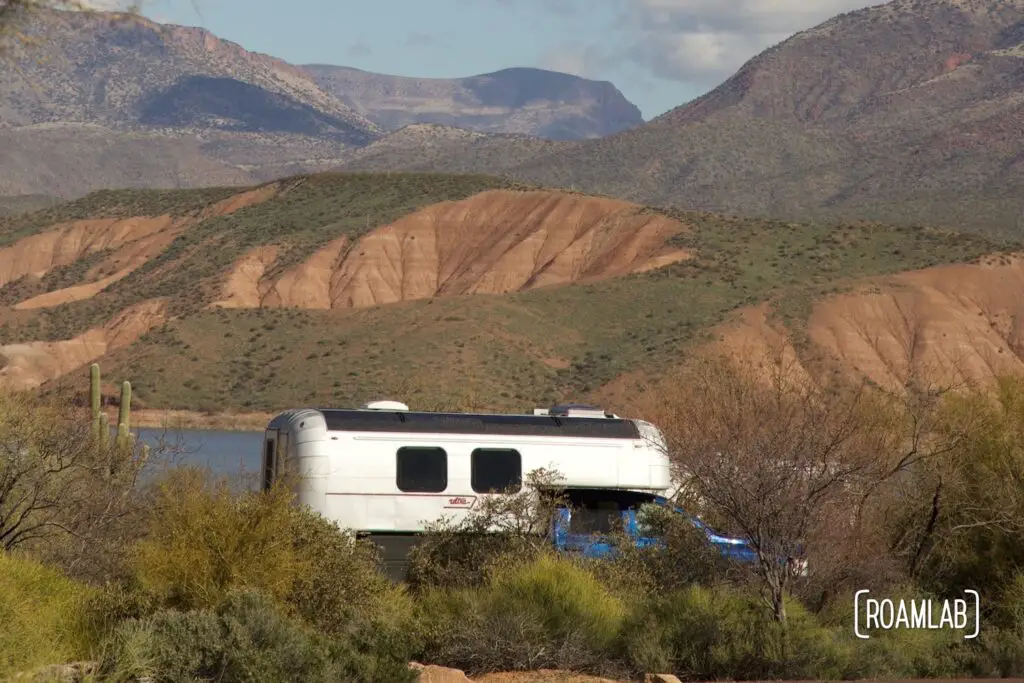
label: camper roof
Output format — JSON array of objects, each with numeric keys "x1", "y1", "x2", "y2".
[{"x1": 316, "y1": 408, "x2": 641, "y2": 439}]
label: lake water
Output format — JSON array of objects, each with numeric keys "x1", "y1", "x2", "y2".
[{"x1": 134, "y1": 427, "x2": 264, "y2": 490}]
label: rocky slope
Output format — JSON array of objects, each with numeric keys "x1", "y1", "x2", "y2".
[
  {"x1": 303, "y1": 65, "x2": 644, "y2": 140},
  {"x1": 210, "y1": 190, "x2": 690, "y2": 310},
  {"x1": 713, "y1": 254, "x2": 1024, "y2": 391},
  {"x1": 0, "y1": 194, "x2": 63, "y2": 217},
  {"x1": 9, "y1": 2, "x2": 1022, "y2": 238},
  {"x1": 2, "y1": 10, "x2": 380, "y2": 139}
]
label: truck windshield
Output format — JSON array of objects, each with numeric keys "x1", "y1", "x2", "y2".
[{"x1": 562, "y1": 489, "x2": 662, "y2": 534}]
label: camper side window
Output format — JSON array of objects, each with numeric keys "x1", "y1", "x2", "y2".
[
  {"x1": 471, "y1": 448, "x2": 522, "y2": 493},
  {"x1": 396, "y1": 447, "x2": 447, "y2": 493}
]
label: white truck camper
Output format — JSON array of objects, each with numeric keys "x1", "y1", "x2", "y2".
[{"x1": 262, "y1": 400, "x2": 672, "y2": 579}]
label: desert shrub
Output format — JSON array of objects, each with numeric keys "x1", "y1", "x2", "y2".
[
  {"x1": 818, "y1": 585, "x2": 972, "y2": 679},
  {"x1": 406, "y1": 469, "x2": 565, "y2": 591},
  {"x1": 101, "y1": 467, "x2": 418, "y2": 679},
  {"x1": 98, "y1": 589, "x2": 409, "y2": 683},
  {"x1": 960, "y1": 626, "x2": 1024, "y2": 678},
  {"x1": 407, "y1": 527, "x2": 543, "y2": 592},
  {"x1": 284, "y1": 508, "x2": 422, "y2": 676},
  {"x1": 126, "y1": 467, "x2": 401, "y2": 615},
  {"x1": 593, "y1": 502, "x2": 738, "y2": 598},
  {"x1": 284, "y1": 506, "x2": 389, "y2": 625},
  {"x1": 0, "y1": 552, "x2": 98, "y2": 678},
  {"x1": 622, "y1": 583, "x2": 851, "y2": 680},
  {"x1": 899, "y1": 376, "x2": 1024, "y2": 598},
  {"x1": 418, "y1": 553, "x2": 627, "y2": 676},
  {"x1": 82, "y1": 581, "x2": 161, "y2": 646},
  {"x1": 320, "y1": 611, "x2": 419, "y2": 683},
  {"x1": 0, "y1": 388, "x2": 153, "y2": 584},
  {"x1": 125, "y1": 468, "x2": 302, "y2": 611},
  {"x1": 842, "y1": 626, "x2": 970, "y2": 679},
  {"x1": 845, "y1": 576, "x2": 1024, "y2": 679},
  {"x1": 97, "y1": 593, "x2": 413, "y2": 683}
]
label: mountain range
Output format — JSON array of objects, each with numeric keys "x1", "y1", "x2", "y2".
[
  {"x1": 303, "y1": 65, "x2": 642, "y2": 140},
  {"x1": 2, "y1": 0, "x2": 1023, "y2": 237},
  {"x1": 345, "y1": 0, "x2": 1024, "y2": 238},
  {"x1": 0, "y1": 9, "x2": 642, "y2": 198}
]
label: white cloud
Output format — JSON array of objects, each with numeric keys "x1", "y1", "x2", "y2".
[
  {"x1": 506, "y1": 0, "x2": 887, "y2": 85},
  {"x1": 536, "y1": 42, "x2": 609, "y2": 79},
  {"x1": 614, "y1": 0, "x2": 886, "y2": 83}
]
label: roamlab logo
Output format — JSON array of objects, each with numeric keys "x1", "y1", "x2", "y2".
[{"x1": 854, "y1": 589, "x2": 980, "y2": 640}]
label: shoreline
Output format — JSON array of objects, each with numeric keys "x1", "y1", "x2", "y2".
[{"x1": 105, "y1": 408, "x2": 273, "y2": 432}]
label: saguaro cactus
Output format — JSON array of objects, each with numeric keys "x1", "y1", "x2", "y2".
[
  {"x1": 98, "y1": 412, "x2": 109, "y2": 450},
  {"x1": 90, "y1": 363, "x2": 101, "y2": 442},
  {"x1": 117, "y1": 380, "x2": 131, "y2": 431},
  {"x1": 116, "y1": 380, "x2": 132, "y2": 450}
]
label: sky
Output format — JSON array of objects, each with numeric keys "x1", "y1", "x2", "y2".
[{"x1": 101, "y1": 0, "x2": 887, "y2": 119}]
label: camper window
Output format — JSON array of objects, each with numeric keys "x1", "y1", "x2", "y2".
[
  {"x1": 396, "y1": 447, "x2": 448, "y2": 493},
  {"x1": 470, "y1": 448, "x2": 522, "y2": 493}
]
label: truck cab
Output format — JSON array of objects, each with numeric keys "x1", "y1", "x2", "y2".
[{"x1": 549, "y1": 488, "x2": 761, "y2": 566}]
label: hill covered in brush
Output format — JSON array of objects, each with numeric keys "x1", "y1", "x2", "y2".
[{"x1": 0, "y1": 171, "x2": 1018, "y2": 416}]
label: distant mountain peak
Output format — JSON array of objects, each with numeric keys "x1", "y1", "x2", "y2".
[
  {"x1": 7, "y1": 8, "x2": 383, "y2": 139},
  {"x1": 302, "y1": 64, "x2": 643, "y2": 140},
  {"x1": 654, "y1": 0, "x2": 1024, "y2": 126}
]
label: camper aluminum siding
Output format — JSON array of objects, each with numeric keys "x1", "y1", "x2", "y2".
[{"x1": 264, "y1": 408, "x2": 671, "y2": 534}]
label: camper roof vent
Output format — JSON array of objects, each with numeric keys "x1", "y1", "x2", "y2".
[
  {"x1": 547, "y1": 403, "x2": 612, "y2": 419},
  {"x1": 361, "y1": 400, "x2": 410, "y2": 411}
]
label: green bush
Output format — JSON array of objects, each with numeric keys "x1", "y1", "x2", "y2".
[
  {"x1": 418, "y1": 553, "x2": 627, "y2": 676},
  {"x1": 98, "y1": 589, "x2": 413, "y2": 683},
  {"x1": 95, "y1": 467, "x2": 418, "y2": 681},
  {"x1": 126, "y1": 468, "x2": 302, "y2": 611},
  {"x1": 124, "y1": 467, "x2": 413, "y2": 622},
  {"x1": 590, "y1": 502, "x2": 736, "y2": 600},
  {"x1": 0, "y1": 552, "x2": 97, "y2": 678},
  {"x1": 81, "y1": 578, "x2": 176, "y2": 652},
  {"x1": 622, "y1": 584, "x2": 850, "y2": 680},
  {"x1": 406, "y1": 469, "x2": 565, "y2": 591},
  {"x1": 284, "y1": 508, "x2": 422, "y2": 679},
  {"x1": 98, "y1": 589, "x2": 333, "y2": 679},
  {"x1": 284, "y1": 506, "x2": 400, "y2": 632},
  {"x1": 818, "y1": 586, "x2": 975, "y2": 679},
  {"x1": 960, "y1": 626, "x2": 1024, "y2": 677}
]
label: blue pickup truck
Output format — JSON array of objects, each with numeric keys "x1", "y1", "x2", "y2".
[{"x1": 549, "y1": 489, "x2": 761, "y2": 565}]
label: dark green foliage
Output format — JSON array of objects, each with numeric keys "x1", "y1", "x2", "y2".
[
  {"x1": 98, "y1": 589, "x2": 413, "y2": 683},
  {"x1": 90, "y1": 469, "x2": 418, "y2": 683},
  {"x1": 417, "y1": 554, "x2": 628, "y2": 677},
  {"x1": 621, "y1": 585, "x2": 850, "y2": 680}
]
